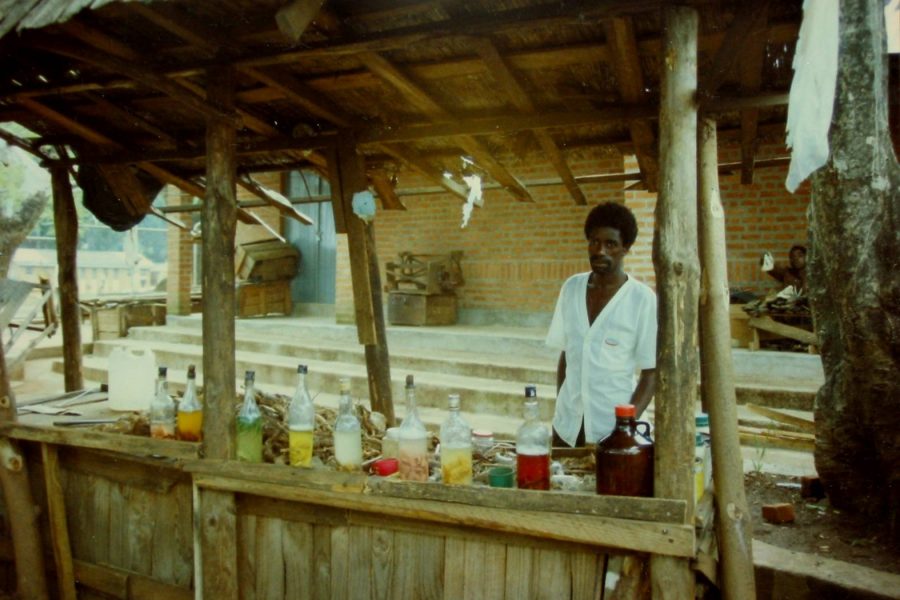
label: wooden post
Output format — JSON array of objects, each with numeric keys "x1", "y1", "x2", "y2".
[
  {"x1": 0, "y1": 345, "x2": 48, "y2": 599},
  {"x1": 198, "y1": 488, "x2": 238, "y2": 599},
  {"x1": 698, "y1": 118, "x2": 756, "y2": 598},
  {"x1": 201, "y1": 65, "x2": 238, "y2": 461},
  {"x1": 41, "y1": 444, "x2": 77, "y2": 600},
  {"x1": 50, "y1": 165, "x2": 83, "y2": 392},
  {"x1": 329, "y1": 133, "x2": 395, "y2": 425},
  {"x1": 650, "y1": 6, "x2": 699, "y2": 599}
]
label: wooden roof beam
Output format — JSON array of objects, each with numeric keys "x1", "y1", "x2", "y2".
[
  {"x1": 603, "y1": 16, "x2": 660, "y2": 193},
  {"x1": 237, "y1": 175, "x2": 315, "y2": 225},
  {"x1": 358, "y1": 50, "x2": 532, "y2": 202},
  {"x1": 474, "y1": 38, "x2": 585, "y2": 205},
  {"x1": 697, "y1": 1, "x2": 772, "y2": 100},
  {"x1": 737, "y1": 3, "x2": 770, "y2": 184},
  {"x1": 369, "y1": 170, "x2": 406, "y2": 210},
  {"x1": 377, "y1": 143, "x2": 468, "y2": 200}
]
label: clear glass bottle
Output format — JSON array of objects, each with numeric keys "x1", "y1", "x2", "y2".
[
  {"x1": 236, "y1": 370, "x2": 263, "y2": 463},
  {"x1": 176, "y1": 364, "x2": 202, "y2": 441},
  {"x1": 515, "y1": 385, "x2": 550, "y2": 490},
  {"x1": 440, "y1": 393, "x2": 472, "y2": 485},
  {"x1": 287, "y1": 364, "x2": 315, "y2": 467},
  {"x1": 397, "y1": 374, "x2": 429, "y2": 481},
  {"x1": 150, "y1": 366, "x2": 176, "y2": 440},
  {"x1": 333, "y1": 378, "x2": 362, "y2": 470}
]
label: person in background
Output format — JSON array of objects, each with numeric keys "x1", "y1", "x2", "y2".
[
  {"x1": 545, "y1": 202, "x2": 657, "y2": 448},
  {"x1": 761, "y1": 245, "x2": 807, "y2": 294}
]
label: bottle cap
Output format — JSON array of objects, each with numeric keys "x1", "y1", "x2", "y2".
[
  {"x1": 472, "y1": 429, "x2": 494, "y2": 439},
  {"x1": 447, "y1": 393, "x2": 460, "y2": 409},
  {"x1": 524, "y1": 385, "x2": 537, "y2": 398},
  {"x1": 615, "y1": 404, "x2": 636, "y2": 418},
  {"x1": 372, "y1": 458, "x2": 399, "y2": 476},
  {"x1": 406, "y1": 374, "x2": 414, "y2": 388},
  {"x1": 695, "y1": 414, "x2": 709, "y2": 428},
  {"x1": 297, "y1": 364, "x2": 308, "y2": 374},
  {"x1": 158, "y1": 366, "x2": 167, "y2": 377},
  {"x1": 245, "y1": 370, "x2": 255, "y2": 381},
  {"x1": 187, "y1": 364, "x2": 195, "y2": 379},
  {"x1": 339, "y1": 377, "x2": 351, "y2": 393}
]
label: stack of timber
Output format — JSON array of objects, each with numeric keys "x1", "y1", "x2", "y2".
[{"x1": 738, "y1": 403, "x2": 816, "y2": 452}]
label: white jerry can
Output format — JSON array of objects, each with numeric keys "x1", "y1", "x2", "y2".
[{"x1": 107, "y1": 346, "x2": 157, "y2": 412}]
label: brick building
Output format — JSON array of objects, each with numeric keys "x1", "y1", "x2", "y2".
[{"x1": 167, "y1": 140, "x2": 809, "y2": 328}]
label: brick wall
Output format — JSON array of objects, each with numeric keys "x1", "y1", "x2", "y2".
[{"x1": 335, "y1": 142, "x2": 810, "y2": 326}]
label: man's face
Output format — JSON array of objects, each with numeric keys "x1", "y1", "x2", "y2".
[
  {"x1": 587, "y1": 226, "x2": 628, "y2": 276},
  {"x1": 789, "y1": 248, "x2": 806, "y2": 270}
]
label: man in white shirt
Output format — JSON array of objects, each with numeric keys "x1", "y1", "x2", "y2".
[{"x1": 545, "y1": 202, "x2": 657, "y2": 447}]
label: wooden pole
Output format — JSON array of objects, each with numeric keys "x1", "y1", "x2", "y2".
[
  {"x1": 0, "y1": 345, "x2": 49, "y2": 599},
  {"x1": 201, "y1": 65, "x2": 238, "y2": 461},
  {"x1": 650, "y1": 6, "x2": 699, "y2": 599},
  {"x1": 41, "y1": 444, "x2": 78, "y2": 600},
  {"x1": 50, "y1": 166, "x2": 83, "y2": 392},
  {"x1": 199, "y1": 64, "x2": 240, "y2": 599},
  {"x1": 698, "y1": 118, "x2": 756, "y2": 599},
  {"x1": 329, "y1": 133, "x2": 395, "y2": 425}
]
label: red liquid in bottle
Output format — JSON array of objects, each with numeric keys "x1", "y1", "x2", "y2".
[{"x1": 516, "y1": 452, "x2": 550, "y2": 490}]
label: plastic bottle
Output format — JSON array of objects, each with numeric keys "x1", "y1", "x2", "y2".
[
  {"x1": 440, "y1": 393, "x2": 472, "y2": 485},
  {"x1": 516, "y1": 385, "x2": 550, "y2": 490},
  {"x1": 287, "y1": 364, "x2": 316, "y2": 467},
  {"x1": 397, "y1": 375, "x2": 429, "y2": 481},
  {"x1": 595, "y1": 404, "x2": 654, "y2": 497},
  {"x1": 236, "y1": 370, "x2": 263, "y2": 462},
  {"x1": 150, "y1": 366, "x2": 176, "y2": 440},
  {"x1": 176, "y1": 364, "x2": 202, "y2": 441},
  {"x1": 333, "y1": 378, "x2": 362, "y2": 470}
]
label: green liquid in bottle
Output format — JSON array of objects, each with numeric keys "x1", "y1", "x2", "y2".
[{"x1": 236, "y1": 416, "x2": 263, "y2": 462}]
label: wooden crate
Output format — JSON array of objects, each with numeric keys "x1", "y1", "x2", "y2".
[
  {"x1": 91, "y1": 303, "x2": 166, "y2": 340},
  {"x1": 387, "y1": 292, "x2": 457, "y2": 326},
  {"x1": 235, "y1": 239, "x2": 300, "y2": 282},
  {"x1": 237, "y1": 280, "x2": 292, "y2": 318}
]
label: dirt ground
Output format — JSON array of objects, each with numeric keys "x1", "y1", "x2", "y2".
[{"x1": 745, "y1": 471, "x2": 900, "y2": 575}]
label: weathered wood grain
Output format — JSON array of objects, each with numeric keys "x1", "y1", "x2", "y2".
[
  {"x1": 312, "y1": 524, "x2": 332, "y2": 600},
  {"x1": 237, "y1": 513, "x2": 257, "y2": 600},
  {"x1": 0, "y1": 423, "x2": 200, "y2": 459},
  {"x1": 73, "y1": 559, "x2": 193, "y2": 600},
  {"x1": 255, "y1": 517, "x2": 286, "y2": 599},
  {"x1": 442, "y1": 537, "x2": 465, "y2": 599},
  {"x1": 504, "y1": 545, "x2": 536, "y2": 598},
  {"x1": 371, "y1": 527, "x2": 393, "y2": 599},
  {"x1": 40, "y1": 444, "x2": 76, "y2": 600},
  {"x1": 329, "y1": 526, "x2": 351, "y2": 599},
  {"x1": 50, "y1": 164, "x2": 82, "y2": 392},
  {"x1": 535, "y1": 548, "x2": 572, "y2": 599},
  {"x1": 282, "y1": 520, "x2": 314, "y2": 599},
  {"x1": 198, "y1": 489, "x2": 238, "y2": 598}
]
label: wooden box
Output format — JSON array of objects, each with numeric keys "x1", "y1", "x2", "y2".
[
  {"x1": 237, "y1": 280, "x2": 292, "y2": 318},
  {"x1": 235, "y1": 239, "x2": 300, "y2": 283},
  {"x1": 91, "y1": 303, "x2": 166, "y2": 340},
  {"x1": 387, "y1": 292, "x2": 457, "y2": 326}
]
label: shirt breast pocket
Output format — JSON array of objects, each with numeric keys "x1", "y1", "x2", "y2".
[{"x1": 598, "y1": 328, "x2": 636, "y2": 370}]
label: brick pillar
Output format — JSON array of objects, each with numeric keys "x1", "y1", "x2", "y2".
[{"x1": 166, "y1": 187, "x2": 194, "y2": 315}]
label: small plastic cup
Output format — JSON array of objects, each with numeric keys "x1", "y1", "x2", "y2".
[{"x1": 488, "y1": 466, "x2": 514, "y2": 488}]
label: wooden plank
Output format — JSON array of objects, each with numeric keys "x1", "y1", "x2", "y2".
[
  {"x1": 198, "y1": 489, "x2": 238, "y2": 598},
  {"x1": 370, "y1": 170, "x2": 406, "y2": 210},
  {"x1": 282, "y1": 520, "x2": 314, "y2": 599},
  {"x1": 72, "y1": 559, "x2": 193, "y2": 600},
  {"x1": 442, "y1": 537, "x2": 465, "y2": 599},
  {"x1": 329, "y1": 526, "x2": 350, "y2": 599},
  {"x1": 738, "y1": 428, "x2": 815, "y2": 452},
  {"x1": 371, "y1": 527, "x2": 393, "y2": 598},
  {"x1": 202, "y1": 64, "x2": 238, "y2": 460},
  {"x1": 698, "y1": 1, "x2": 772, "y2": 99},
  {"x1": 367, "y1": 478, "x2": 686, "y2": 523},
  {"x1": 737, "y1": 2, "x2": 770, "y2": 184},
  {"x1": 238, "y1": 175, "x2": 314, "y2": 225},
  {"x1": 123, "y1": 486, "x2": 153, "y2": 575},
  {"x1": 150, "y1": 487, "x2": 180, "y2": 585},
  {"x1": 195, "y1": 475, "x2": 695, "y2": 557},
  {"x1": 41, "y1": 444, "x2": 77, "y2": 600},
  {"x1": 0, "y1": 423, "x2": 201, "y2": 459},
  {"x1": 312, "y1": 524, "x2": 332, "y2": 600},
  {"x1": 51, "y1": 165, "x2": 83, "y2": 392},
  {"x1": 534, "y1": 548, "x2": 572, "y2": 599},
  {"x1": 462, "y1": 539, "x2": 506, "y2": 600},
  {"x1": 171, "y1": 482, "x2": 194, "y2": 587},
  {"x1": 747, "y1": 316, "x2": 818, "y2": 345},
  {"x1": 255, "y1": 517, "x2": 286, "y2": 600},
  {"x1": 59, "y1": 447, "x2": 186, "y2": 493},
  {"x1": 374, "y1": 143, "x2": 468, "y2": 200},
  {"x1": 237, "y1": 513, "x2": 257, "y2": 600},
  {"x1": 744, "y1": 404, "x2": 816, "y2": 434},
  {"x1": 391, "y1": 530, "x2": 443, "y2": 600},
  {"x1": 570, "y1": 551, "x2": 605, "y2": 600},
  {"x1": 504, "y1": 545, "x2": 535, "y2": 598},
  {"x1": 348, "y1": 526, "x2": 373, "y2": 598},
  {"x1": 651, "y1": 6, "x2": 700, "y2": 598},
  {"x1": 604, "y1": 17, "x2": 660, "y2": 192}
]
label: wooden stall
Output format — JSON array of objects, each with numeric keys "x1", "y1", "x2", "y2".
[{"x1": 0, "y1": 0, "x2": 809, "y2": 597}]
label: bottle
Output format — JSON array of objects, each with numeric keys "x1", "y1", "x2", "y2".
[
  {"x1": 236, "y1": 370, "x2": 263, "y2": 463},
  {"x1": 440, "y1": 393, "x2": 472, "y2": 485},
  {"x1": 397, "y1": 375, "x2": 429, "y2": 481},
  {"x1": 150, "y1": 366, "x2": 176, "y2": 439},
  {"x1": 333, "y1": 378, "x2": 362, "y2": 470},
  {"x1": 694, "y1": 413, "x2": 712, "y2": 503},
  {"x1": 176, "y1": 364, "x2": 203, "y2": 441},
  {"x1": 595, "y1": 404, "x2": 654, "y2": 497},
  {"x1": 287, "y1": 364, "x2": 315, "y2": 467},
  {"x1": 516, "y1": 385, "x2": 550, "y2": 490}
]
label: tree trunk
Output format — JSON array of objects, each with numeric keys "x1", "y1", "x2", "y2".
[{"x1": 809, "y1": 0, "x2": 900, "y2": 539}]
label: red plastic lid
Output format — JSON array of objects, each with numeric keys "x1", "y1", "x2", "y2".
[
  {"x1": 372, "y1": 458, "x2": 398, "y2": 476},
  {"x1": 615, "y1": 404, "x2": 636, "y2": 418}
]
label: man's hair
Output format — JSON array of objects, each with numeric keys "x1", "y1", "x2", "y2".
[
  {"x1": 789, "y1": 245, "x2": 807, "y2": 255},
  {"x1": 584, "y1": 202, "x2": 638, "y2": 248}
]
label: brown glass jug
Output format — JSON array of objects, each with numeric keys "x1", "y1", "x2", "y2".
[{"x1": 595, "y1": 404, "x2": 654, "y2": 497}]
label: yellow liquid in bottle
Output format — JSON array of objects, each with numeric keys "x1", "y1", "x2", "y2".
[
  {"x1": 441, "y1": 445, "x2": 473, "y2": 485},
  {"x1": 289, "y1": 429, "x2": 314, "y2": 467},
  {"x1": 177, "y1": 410, "x2": 203, "y2": 441}
]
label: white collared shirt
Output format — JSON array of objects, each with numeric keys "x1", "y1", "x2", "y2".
[{"x1": 545, "y1": 272, "x2": 657, "y2": 446}]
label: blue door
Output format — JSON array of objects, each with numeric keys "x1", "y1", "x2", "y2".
[{"x1": 284, "y1": 171, "x2": 336, "y2": 305}]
